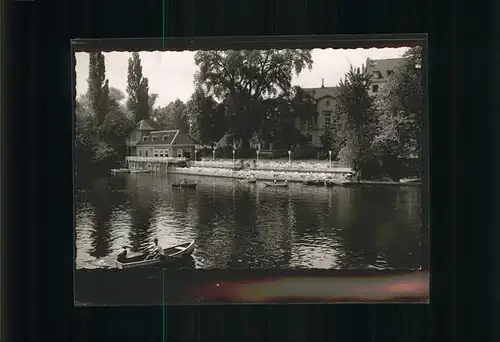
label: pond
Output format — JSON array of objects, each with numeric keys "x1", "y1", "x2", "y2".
[{"x1": 75, "y1": 173, "x2": 425, "y2": 270}]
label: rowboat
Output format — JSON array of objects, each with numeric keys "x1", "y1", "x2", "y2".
[
  {"x1": 172, "y1": 183, "x2": 198, "y2": 189},
  {"x1": 130, "y1": 169, "x2": 152, "y2": 174},
  {"x1": 111, "y1": 168, "x2": 130, "y2": 174},
  {"x1": 115, "y1": 240, "x2": 196, "y2": 269},
  {"x1": 264, "y1": 182, "x2": 288, "y2": 188},
  {"x1": 247, "y1": 179, "x2": 257, "y2": 184},
  {"x1": 399, "y1": 178, "x2": 421, "y2": 186}
]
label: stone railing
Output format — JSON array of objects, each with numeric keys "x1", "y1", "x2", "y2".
[{"x1": 188, "y1": 159, "x2": 352, "y2": 174}]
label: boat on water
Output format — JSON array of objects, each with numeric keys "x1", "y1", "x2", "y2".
[
  {"x1": 130, "y1": 169, "x2": 152, "y2": 174},
  {"x1": 111, "y1": 168, "x2": 130, "y2": 174},
  {"x1": 172, "y1": 183, "x2": 198, "y2": 189},
  {"x1": 399, "y1": 178, "x2": 421, "y2": 186},
  {"x1": 247, "y1": 179, "x2": 257, "y2": 184},
  {"x1": 115, "y1": 240, "x2": 195, "y2": 269},
  {"x1": 264, "y1": 182, "x2": 288, "y2": 188}
]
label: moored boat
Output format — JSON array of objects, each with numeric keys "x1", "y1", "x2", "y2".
[
  {"x1": 399, "y1": 178, "x2": 421, "y2": 186},
  {"x1": 111, "y1": 168, "x2": 130, "y2": 174},
  {"x1": 264, "y1": 182, "x2": 288, "y2": 188},
  {"x1": 130, "y1": 169, "x2": 152, "y2": 174},
  {"x1": 172, "y1": 183, "x2": 198, "y2": 189},
  {"x1": 115, "y1": 240, "x2": 195, "y2": 269},
  {"x1": 247, "y1": 179, "x2": 257, "y2": 184}
]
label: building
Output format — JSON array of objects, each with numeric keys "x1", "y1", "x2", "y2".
[
  {"x1": 126, "y1": 119, "x2": 196, "y2": 159},
  {"x1": 365, "y1": 57, "x2": 407, "y2": 96},
  {"x1": 293, "y1": 81, "x2": 340, "y2": 148}
]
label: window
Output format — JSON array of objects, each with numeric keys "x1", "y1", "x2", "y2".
[
  {"x1": 163, "y1": 135, "x2": 168, "y2": 141},
  {"x1": 177, "y1": 149, "x2": 183, "y2": 157},
  {"x1": 145, "y1": 150, "x2": 148, "y2": 157},
  {"x1": 372, "y1": 71, "x2": 382, "y2": 79},
  {"x1": 387, "y1": 69, "x2": 393, "y2": 76},
  {"x1": 152, "y1": 136, "x2": 156, "y2": 142},
  {"x1": 139, "y1": 150, "x2": 142, "y2": 156},
  {"x1": 143, "y1": 137, "x2": 148, "y2": 141},
  {"x1": 323, "y1": 111, "x2": 332, "y2": 127},
  {"x1": 372, "y1": 85, "x2": 379, "y2": 93}
]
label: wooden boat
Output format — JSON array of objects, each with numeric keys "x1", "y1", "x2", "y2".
[
  {"x1": 172, "y1": 183, "x2": 198, "y2": 189},
  {"x1": 247, "y1": 179, "x2": 257, "y2": 184},
  {"x1": 130, "y1": 169, "x2": 152, "y2": 174},
  {"x1": 399, "y1": 178, "x2": 421, "y2": 186},
  {"x1": 115, "y1": 240, "x2": 195, "y2": 269},
  {"x1": 399, "y1": 178, "x2": 421, "y2": 184},
  {"x1": 264, "y1": 182, "x2": 288, "y2": 188},
  {"x1": 111, "y1": 168, "x2": 130, "y2": 174}
]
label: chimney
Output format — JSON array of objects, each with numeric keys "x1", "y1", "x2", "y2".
[{"x1": 321, "y1": 78, "x2": 325, "y2": 88}]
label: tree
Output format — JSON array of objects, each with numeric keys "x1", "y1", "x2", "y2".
[
  {"x1": 335, "y1": 65, "x2": 379, "y2": 177},
  {"x1": 194, "y1": 49, "x2": 313, "y2": 147},
  {"x1": 373, "y1": 47, "x2": 423, "y2": 164},
  {"x1": 320, "y1": 115, "x2": 347, "y2": 160},
  {"x1": 186, "y1": 87, "x2": 226, "y2": 146},
  {"x1": 153, "y1": 99, "x2": 190, "y2": 133},
  {"x1": 87, "y1": 52, "x2": 109, "y2": 128},
  {"x1": 126, "y1": 52, "x2": 150, "y2": 123}
]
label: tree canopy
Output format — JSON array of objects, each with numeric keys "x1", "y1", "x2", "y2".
[
  {"x1": 194, "y1": 49, "x2": 313, "y2": 147},
  {"x1": 126, "y1": 52, "x2": 151, "y2": 123}
]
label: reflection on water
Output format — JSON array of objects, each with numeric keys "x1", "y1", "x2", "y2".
[{"x1": 75, "y1": 174, "x2": 424, "y2": 270}]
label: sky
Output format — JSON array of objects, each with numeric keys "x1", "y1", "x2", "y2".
[{"x1": 75, "y1": 47, "x2": 409, "y2": 108}]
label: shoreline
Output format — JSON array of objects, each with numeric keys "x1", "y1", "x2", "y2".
[{"x1": 166, "y1": 167, "x2": 421, "y2": 187}]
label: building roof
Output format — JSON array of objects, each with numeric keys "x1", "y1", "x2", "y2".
[
  {"x1": 135, "y1": 118, "x2": 163, "y2": 131},
  {"x1": 366, "y1": 57, "x2": 407, "y2": 80},
  {"x1": 302, "y1": 86, "x2": 340, "y2": 101},
  {"x1": 136, "y1": 130, "x2": 195, "y2": 146}
]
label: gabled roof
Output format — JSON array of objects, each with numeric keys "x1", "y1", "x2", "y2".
[
  {"x1": 302, "y1": 86, "x2": 340, "y2": 101},
  {"x1": 136, "y1": 130, "x2": 195, "y2": 146},
  {"x1": 134, "y1": 118, "x2": 163, "y2": 131},
  {"x1": 366, "y1": 57, "x2": 407, "y2": 79}
]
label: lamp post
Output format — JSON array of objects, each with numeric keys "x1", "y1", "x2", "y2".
[
  {"x1": 212, "y1": 148, "x2": 215, "y2": 161},
  {"x1": 256, "y1": 150, "x2": 260, "y2": 163},
  {"x1": 288, "y1": 150, "x2": 291, "y2": 164},
  {"x1": 195, "y1": 149, "x2": 198, "y2": 162},
  {"x1": 329, "y1": 150, "x2": 332, "y2": 167},
  {"x1": 232, "y1": 149, "x2": 236, "y2": 163}
]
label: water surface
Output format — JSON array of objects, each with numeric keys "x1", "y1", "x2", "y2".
[{"x1": 75, "y1": 173, "x2": 424, "y2": 270}]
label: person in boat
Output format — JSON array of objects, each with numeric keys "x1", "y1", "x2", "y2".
[
  {"x1": 149, "y1": 238, "x2": 166, "y2": 263},
  {"x1": 273, "y1": 177, "x2": 278, "y2": 184},
  {"x1": 117, "y1": 247, "x2": 128, "y2": 262},
  {"x1": 284, "y1": 179, "x2": 288, "y2": 185}
]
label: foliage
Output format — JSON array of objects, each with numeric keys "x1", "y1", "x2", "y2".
[
  {"x1": 335, "y1": 65, "x2": 379, "y2": 177},
  {"x1": 193, "y1": 49, "x2": 313, "y2": 146},
  {"x1": 126, "y1": 52, "x2": 151, "y2": 123},
  {"x1": 153, "y1": 99, "x2": 190, "y2": 133},
  {"x1": 186, "y1": 87, "x2": 226, "y2": 146},
  {"x1": 87, "y1": 52, "x2": 109, "y2": 127},
  {"x1": 372, "y1": 47, "x2": 423, "y2": 177}
]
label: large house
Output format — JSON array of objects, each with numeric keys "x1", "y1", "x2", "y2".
[
  {"x1": 365, "y1": 57, "x2": 407, "y2": 96},
  {"x1": 126, "y1": 119, "x2": 196, "y2": 159},
  {"x1": 293, "y1": 82, "x2": 340, "y2": 148},
  {"x1": 293, "y1": 57, "x2": 408, "y2": 148}
]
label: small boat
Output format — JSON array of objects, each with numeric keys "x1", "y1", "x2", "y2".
[
  {"x1": 111, "y1": 168, "x2": 130, "y2": 174},
  {"x1": 264, "y1": 182, "x2": 288, "y2": 188},
  {"x1": 172, "y1": 183, "x2": 198, "y2": 189},
  {"x1": 247, "y1": 179, "x2": 257, "y2": 184},
  {"x1": 399, "y1": 178, "x2": 421, "y2": 184},
  {"x1": 130, "y1": 169, "x2": 152, "y2": 174},
  {"x1": 399, "y1": 178, "x2": 421, "y2": 186},
  {"x1": 115, "y1": 240, "x2": 196, "y2": 269}
]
